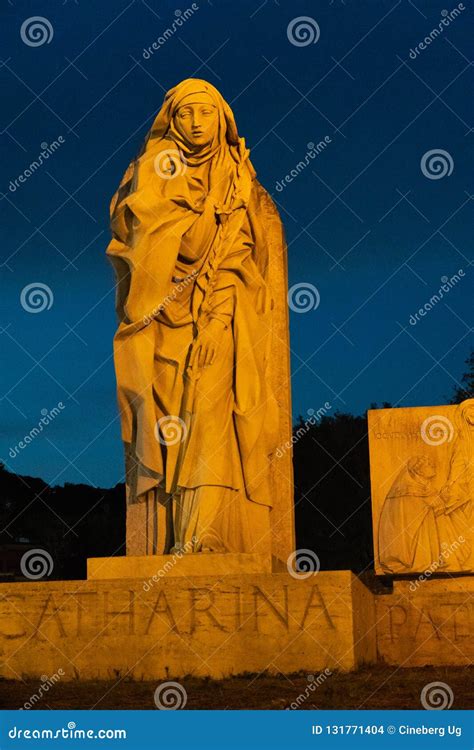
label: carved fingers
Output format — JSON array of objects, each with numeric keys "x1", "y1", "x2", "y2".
[{"x1": 189, "y1": 319, "x2": 225, "y2": 369}]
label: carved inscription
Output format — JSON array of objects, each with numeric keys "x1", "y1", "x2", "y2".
[
  {"x1": 0, "y1": 583, "x2": 341, "y2": 641},
  {"x1": 382, "y1": 600, "x2": 472, "y2": 644}
]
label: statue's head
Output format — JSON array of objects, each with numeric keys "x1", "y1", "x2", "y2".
[
  {"x1": 459, "y1": 399, "x2": 474, "y2": 428},
  {"x1": 407, "y1": 455, "x2": 436, "y2": 480},
  {"x1": 145, "y1": 79, "x2": 242, "y2": 167},
  {"x1": 173, "y1": 91, "x2": 219, "y2": 150}
]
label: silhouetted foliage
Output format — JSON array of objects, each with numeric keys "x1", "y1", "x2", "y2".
[
  {"x1": 449, "y1": 348, "x2": 474, "y2": 404},
  {"x1": 293, "y1": 410, "x2": 373, "y2": 573},
  {"x1": 0, "y1": 463, "x2": 125, "y2": 579}
]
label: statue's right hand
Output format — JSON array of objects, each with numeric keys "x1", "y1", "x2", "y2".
[{"x1": 189, "y1": 318, "x2": 225, "y2": 369}]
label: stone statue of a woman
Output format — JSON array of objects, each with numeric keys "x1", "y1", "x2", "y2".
[{"x1": 107, "y1": 79, "x2": 291, "y2": 557}]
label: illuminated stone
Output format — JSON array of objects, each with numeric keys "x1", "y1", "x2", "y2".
[
  {"x1": 0, "y1": 572, "x2": 375, "y2": 680},
  {"x1": 368, "y1": 399, "x2": 474, "y2": 576},
  {"x1": 107, "y1": 78, "x2": 294, "y2": 565}
]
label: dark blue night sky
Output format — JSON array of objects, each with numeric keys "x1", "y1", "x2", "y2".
[{"x1": 1, "y1": 0, "x2": 472, "y2": 488}]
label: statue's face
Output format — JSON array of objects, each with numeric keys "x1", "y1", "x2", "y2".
[
  {"x1": 418, "y1": 462, "x2": 436, "y2": 480},
  {"x1": 174, "y1": 93, "x2": 219, "y2": 149}
]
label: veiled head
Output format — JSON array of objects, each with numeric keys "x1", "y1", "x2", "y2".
[
  {"x1": 146, "y1": 79, "x2": 241, "y2": 166},
  {"x1": 459, "y1": 399, "x2": 474, "y2": 428},
  {"x1": 407, "y1": 455, "x2": 435, "y2": 480}
]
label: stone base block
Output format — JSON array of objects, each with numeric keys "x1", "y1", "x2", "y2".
[
  {"x1": 376, "y1": 576, "x2": 473, "y2": 666},
  {"x1": 87, "y1": 552, "x2": 272, "y2": 581},
  {"x1": 0, "y1": 571, "x2": 375, "y2": 681}
]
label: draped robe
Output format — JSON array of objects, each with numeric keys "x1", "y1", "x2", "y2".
[{"x1": 378, "y1": 460, "x2": 441, "y2": 573}]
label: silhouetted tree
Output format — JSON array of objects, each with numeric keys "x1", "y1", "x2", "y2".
[
  {"x1": 293, "y1": 410, "x2": 373, "y2": 572},
  {"x1": 449, "y1": 349, "x2": 474, "y2": 403},
  {"x1": 0, "y1": 464, "x2": 125, "y2": 579}
]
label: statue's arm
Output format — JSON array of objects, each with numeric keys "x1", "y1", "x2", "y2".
[
  {"x1": 199, "y1": 214, "x2": 255, "y2": 328},
  {"x1": 440, "y1": 444, "x2": 469, "y2": 507}
]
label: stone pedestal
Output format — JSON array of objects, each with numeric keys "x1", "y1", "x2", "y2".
[
  {"x1": 87, "y1": 552, "x2": 272, "y2": 580},
  {"x1": 375, "y1": 576, "x2": 474, "y2": 666},
  {"x1": 2, "y1": 566, "x2": 472, "y2": 679},
  {"x1": 0, "y1": 570, "x2": 375, "y2": 681}
]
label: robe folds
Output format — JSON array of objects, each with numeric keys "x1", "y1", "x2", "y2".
[{"x1": 378, "y1": 460, "x2": 441, "y2": 573}]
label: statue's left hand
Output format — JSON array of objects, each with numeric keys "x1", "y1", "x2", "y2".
[{"x1": 189, "y1": 318, "x2": 226, "y2": 369}]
